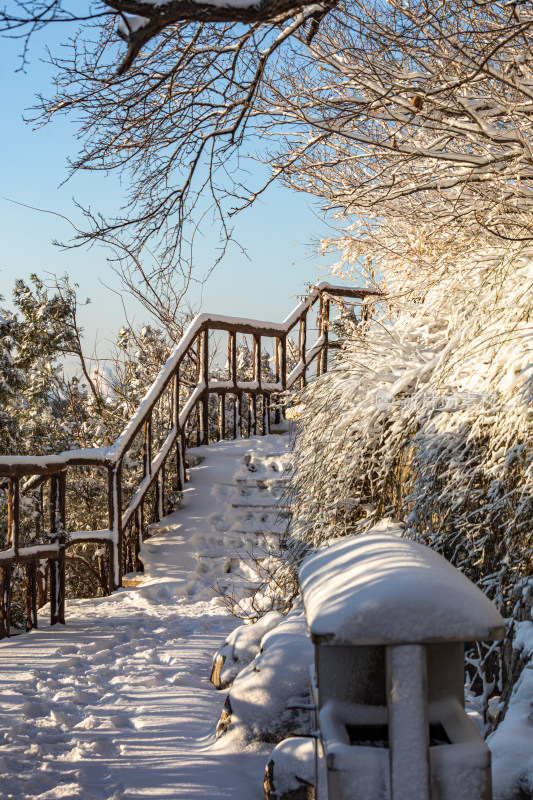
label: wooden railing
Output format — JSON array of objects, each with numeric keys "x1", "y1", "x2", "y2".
[{"x1": 0, "y1": 283, "x2": 375, "y2": 638}]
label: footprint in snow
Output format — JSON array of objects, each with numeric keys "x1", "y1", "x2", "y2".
[
  {"x1": 109, "y1": 713, "x2": 134, "y2": 730},
  {"x1": 22, "y1": 700, "x2": 48, "y2": 718}
]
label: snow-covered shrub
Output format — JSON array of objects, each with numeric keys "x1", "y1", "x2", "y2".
[
  {"x1": 210, "y1": 610, "x2": 284, "y2": 689},
  {"x1": 215, "y1": 608, "x2": 313, "y2": 746},
  {"x1": 291, "y1": 245, "x2": 533, "y2": 609},
  {"x1": 264, "y1": 738, "x2": 316, "y2": 800},
  {"x1": 283, "y1": 243, "x2": 533, "y2": 718}
]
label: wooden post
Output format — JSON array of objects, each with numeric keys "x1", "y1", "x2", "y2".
[
  {"x1": 25, "y1": 561, "x2": 38, "y2": 631},
  {"x1": 174, "y1": 371, "x2": 180, "y2": 430},
  {"x1": 49, "y1": 472, "x2": 66, "y2": 625},
  {"x1": 134, "y1": 505, "x2": 143, "y2": 572},
  {"x1": 232, "y1": 394, "x2": 238, "y2": 439},
  {"x1": 196, "y1": 334, "x2": 202, "y2": 446},
  {"x1": 142, "y1": 416, "x2": 152, "y2": 478},
  {"x1": 181, "y1": 431, "x2": 187, "y2": 483},
  {"x1": 154, "y1": 472, "x2": 161, "y2": 523},
  {"x1": 196, "y1": 401, "x2": 202, "y2": 447},
  {"x1": 159, "y1": 461, "x2": 165, "y2": 519},
  {"x1": 176, "y1": 438, "x2": 184, "y2": 492},
  {"x1": 254, "y1": 334, "x2": 262, "y2": 387},
  {"x1": 323, "y1": 299, "x2": 330, "y2": 374},
  {"x1": 246, "y1": 393, "x2": 253, "y2": 437},
  {"x1": 231, "y1": 332, "x2": 237, "y2": 387},
  {"x1": 218, "y1": 394, "x2": 225, "y2": 441},
  {"x1": 274, "y1": 337, "x2": 282, "y2": 425},
  {"x1": 263, "y1": 394, "x2": 270, "y2": 435},
  {"x1": 7, "y1": 477, "x2": 20, "y2": 552},
  {"x1": 281, "y1": 337, "x2": 287, "y2": 391},
  {"x1": 107, "y1": 463, "x2": 123, "y2": 592},
  {"x1": 0, "y1": 565, "x2": 11, "y2": 638},
  {"x1": 37, "y1": 483, "x2": 44, "y2": 540},
  {"x1": 202, "y1": 327, "x2": 209, "y2": 446},
  {"x1": 253, "y1": 334, "x2": 261, "y2": 436},
  {"x1": 317, "y1": 295, "x2": 324, "y2": 377},
  {"x1": 301, "y1": 314, "x2": 307, "y2": 387}
]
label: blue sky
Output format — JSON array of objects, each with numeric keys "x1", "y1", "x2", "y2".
[{"x1": 1, "y1": 23, "x2": 353, "y2": 361}]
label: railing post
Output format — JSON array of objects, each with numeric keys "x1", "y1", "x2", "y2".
[
  {"x1": 173, "y1": 369, "x2": 185, "y2": 492},
  {"x1": 250, "y1": 392, "x2": 256, "y2": 436},
  {"x1": 322, "y1": 298, "x2": 330, "y2": 374},
  {"x1": 0, "y1": 565, "x2": 12, "y2": 638},
  {"x1": 317, "y1": 295, "x2": 324, "y2": 376},
  {"x1": 25, "y1": 561, "x2": 38, "y2": 631},
  {"x1": 218, "y1": 393, "x2": 225, "y2": 441},
  {"x1": 263, "y1": 393, "x2": 270, "y2": 435},
  {"x1": 231, "y1": 331, "x2": 237, "y2": 385},
  {"x1": 107, "y1": 462, "x2": 123, "y2": 592},
  {"x1": 142, "y1": 416, "x2": 152, "y2": 478},
  {"x1": 195, "y1": 333, "x2": 203, "y2": 446},
  {"x1": 176, "y1": 433, "x2": 186, "y2": 490},
  {"x1": 274, "y1": 337, "x2": 282, "y2": 425},
  {"x1": 281, "y1": 336, "x2": 287, "y2": 391},
  {"x1": 201, "y1": 326, "x2": 210, "y2": 446},
  {"x1": 299, "y1": 314, "x2": 307, "y2": 387},
  {"x1": 49, "y1": 471, "x2": 66, "y2": 626},
  {"x1": 158, "y1": 461, "x2": 165, "y2": 519},
  {"x1": 253, "y1": 334, "x2": 261, "y2": 436},
  {"x1": 230, "y1": 332, "x2": 238, "y2": 439},
  {"x1": 7, "y1": 477, "x2": 20, "y2": 552}
]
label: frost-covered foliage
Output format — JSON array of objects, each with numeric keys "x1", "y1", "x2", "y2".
[
  {"x1": 0, "y1": 276, "x2": 80, "y2": 455},
  {"x1": 289, "y1": 245, "x2": 533, "y2": 625}
]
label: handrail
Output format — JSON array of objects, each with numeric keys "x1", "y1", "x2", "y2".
[{"x1": 0, "y1": 282, "x2": 378, "y2": 638}]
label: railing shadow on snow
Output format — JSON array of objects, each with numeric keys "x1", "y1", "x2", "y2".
[{"x1": 0, "y1": 282, "x2": 377, "y2": 638}]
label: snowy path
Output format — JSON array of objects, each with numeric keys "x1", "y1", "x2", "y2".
[{"x1": 0, "y1": 435, "x2": 291, "y2": 800}]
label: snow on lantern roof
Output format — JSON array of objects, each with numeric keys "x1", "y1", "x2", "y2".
[{"x1": 299, "y1": 532, "x2": 505, "y2": 646}]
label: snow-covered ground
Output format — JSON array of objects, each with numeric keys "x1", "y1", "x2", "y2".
[
  {"x1": 2, "y1": 428, "x2": 531, "y2": 800},
  {"x1": 0, "y1": 435, "x2": 291, "y2": 800}
]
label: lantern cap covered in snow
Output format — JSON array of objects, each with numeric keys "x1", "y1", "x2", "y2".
[{"x1": 299, "y1": 532, "x2": 505, "y2": 646}]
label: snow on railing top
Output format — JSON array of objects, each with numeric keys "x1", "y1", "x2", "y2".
[{"x1": 108, "y1": 281, "x2": 374, "y2": 460}]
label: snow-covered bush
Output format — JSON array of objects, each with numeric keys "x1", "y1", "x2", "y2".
[
  {"x1": 210, "y1": 610, "x2": 284, "y2": 689},
  {"x1": 214, "y1": 608, "x2": 313, "y2": 747},
  {"x1": 283, "y1": 243, "x2": 533, "y2": 716},
  {"x1": 291, "y1": 245, "x2": 533, "y2": 609}
]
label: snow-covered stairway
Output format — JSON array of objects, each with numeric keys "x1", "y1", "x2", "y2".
[
  {"x1": 139, "y1": 432, "x2": 291, "y2": 601},
  {"x1": 0, "y1": 434, "x2": 291, "y2": 800}
]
